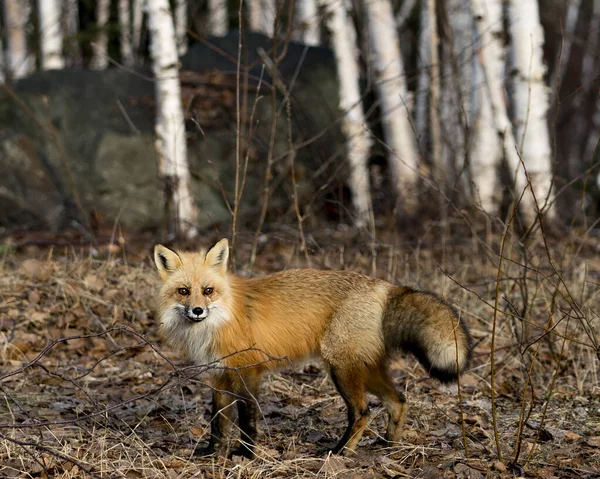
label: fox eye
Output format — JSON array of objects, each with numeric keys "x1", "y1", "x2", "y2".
[
  {"x1": 178, "y1": 287, "x2": 190, "y2": 296},
  {"x1": 203, "y1": 287, "x2": 214, "y2": 295}
]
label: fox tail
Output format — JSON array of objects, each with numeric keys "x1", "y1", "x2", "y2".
[{"x1": 382, "y1": 287, "x2": 472, "y2": 383}]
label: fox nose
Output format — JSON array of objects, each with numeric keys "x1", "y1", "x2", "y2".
[{"x1": 192, "y1": 307, "x2": 204, "y2": 316}]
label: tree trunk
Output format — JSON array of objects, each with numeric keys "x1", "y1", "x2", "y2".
[
  {"x1": 3, "y1": 0, "x2": 32, "y2": 79},
  {"x1": 415, "y1": 0, "x2": 429, "y2": 143},
  {"x1": 38, "y1": 0, "x2": 65, "y2": 70},
  {"x1": 90, "y1": 0, "x2": 111, "y2": 70},
  {"x1": 440, "y1": 0, "x2": 473, "y2": 193},
  {"x1": 0, "y1": 20, "x2": 5, "y2": 82},
  {"x1": 248, "y1": 0, "x2": 261, "y2": 31},
  {"x1": 146, "y1": 0, "x2": 198, "y2": 238},
  {"x1": 296, "y1": 0, "x2": 319, "y2": 46},
  {"x1": 132, "y1": 0, "x2": 144, "y2": 53},
  {"x1": 64, "y1": 0, "x2": 82, "y2": 66},
  {"x1": 320, "y1": 0, "x2": 371, "y2": 227},
  {"x1": 174, "y1": 0, "x2": 188, "y2": 55},
  {"x1": 363, "y1": 0, "x2": 420, "y2": 215},
  {"x1": 427, "y1": 0, "x2": 441, "y2": 184},
  {"x1": 249, "y1": 0, "x2": 276, "y2": 37},
  {"x1": 470, "y1": 0, "x2": 505, "y2": 213},
  {"x1": 508, "y1": 0, "x2": 555, "y2": 219},
  {"x1": 208, "y1": 0, "x2": 228, "y2": 37},
  {"x1": 261, "y1": 0, "x2": 276, "y2": 37},
  {"x1": 118, "y1": 0, "x2": 134, "y2": 67},
  {"x1": 472, "y1": 0, "x2": 538, "y2": 223}
]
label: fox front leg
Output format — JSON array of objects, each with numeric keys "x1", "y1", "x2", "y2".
[
  {"x1": 194, "y1": 385, "x2": 235, "y2": 456},
  {"x1": 230, "y1": 370, "x2": 261, "y2": 459}
]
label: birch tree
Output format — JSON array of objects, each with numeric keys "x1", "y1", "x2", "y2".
[
  {"x1": 90, "y1": 0, "x2": 111, "y2": 70},
  {"x1": 249, "y1": 0, "x2": 276, "y2": 37},
  {"x1": 3, "y1": 0, "x2": 32, "y2": 79},
  {"x1": 472, "y1": 0, "x2": 537, "y2": 223},
  {"x1": 118, "y1": 0, "x2": 134, "y2": 67},
  {"x1": 38, "y1": 0, "x2": 65, "y2": 70},
  {"x1": 147, "y1": 0, "x2": 198, "y2": 238},
  {"x1": 207, "y1": 0, "x2": 228, "y2": 37},
  {"x1": 296, "y1": 0, "x2": 320, "y2": 46},
  {"x1": 470, "y1": 0, "x2": 505, "y2": 213},
  {"x1": 363, "y1": 0, "x2": 420, "y2": 215},
  {"x1": 174, "y1": 0, "x2": 187, "y2": 55},
  {"x1": 320, "y1": 0, "x2": 371, "y2": 226},
  {"x1": 508, "y1": 0, "x2": 555, "y2": 218}
]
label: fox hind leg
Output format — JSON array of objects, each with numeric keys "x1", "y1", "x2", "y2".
[
  {"x1": 329, "y1": 365, "x2": 370, "y2": 455},
  {"x1": 365, "y1": 364, "x2": 407, "y2": 443}
]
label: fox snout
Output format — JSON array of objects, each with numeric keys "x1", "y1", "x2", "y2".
[{"x1": 181, "y1": 304, "x2": 208, "y2": 322}]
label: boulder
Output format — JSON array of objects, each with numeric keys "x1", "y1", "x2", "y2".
[{"x1": 0, "y1": 32, "x2": 343, "y2": 233}]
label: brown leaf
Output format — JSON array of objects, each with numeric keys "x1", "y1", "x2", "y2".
[
  {"x1": 28, "y1": 289, "x2": 41, "y2": 305},
  {"x1": 564, "y1": 431, "x2": 581, "y2": 443},
  {"x1": 586, "y1": 436, "x2": 600, "y2": 448},
  {"x1": 454, "y1": 463, "x2": 484, "y2": 479},
  {"x1": 20, "y1": 259, "x2": 49, "y2": 280},
  {"x1": 84, "y1": 274, "x2": 104, "y2": 292}
]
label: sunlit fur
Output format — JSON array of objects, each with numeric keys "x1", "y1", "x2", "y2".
[{"x1": 153, "y1": 239, "x2": 472, "y2": 456}]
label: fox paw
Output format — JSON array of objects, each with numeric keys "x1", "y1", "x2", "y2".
[
  {"x1": 193, "y1": 444, "x2": 219, "y2": 457},
  {"x1": 229, "y1": 445, "x2": 254, "y2": 459}
]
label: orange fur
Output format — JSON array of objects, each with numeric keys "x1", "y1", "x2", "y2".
[{"x1": 153, "y1": 239, "x2": 472, "y2": 457}]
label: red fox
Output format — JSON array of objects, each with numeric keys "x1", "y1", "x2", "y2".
[{"x1": 153, "y1": 239, "x2": 472, "y2": 458}]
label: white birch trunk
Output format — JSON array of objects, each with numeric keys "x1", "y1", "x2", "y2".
[
  {"x1": 132, "y1": 0, "x2": 144, "y2": 52},
  {"x1": 472, "y1": 0, "x2": 536, "y2": 223},
  {"x1": 260, "y1": 0, "x2": 276, "y2": 38},
  {"x1": 470, "y1": 0, "x2": 504, "y2": 212},
  {"x1": 3, "y1": 0, "x2": 32, "y2": 79},
  {"x1": 248, "y1": 0, "x2": 261, "y2": 32},
  {"x1": 64, "y1": 0, "x2": 82, "y2": 66},
  {"x1": 363, "y1": 0, "x2": 420, "y2": 214},
  {"x1": 296, "y1": 0, "x2": 320, "y2": 46},
  {"x1": 118, "y1": 0, "x2": 134, "y2": 67},
  {"x1": 38, "y1": 0, "x2": 65, "y2": 70},
  {"x1": 90, "y1": 0, "x2": 110, "y2": 70},
  {"x1": 146, "y1": 0, "x2": 198, "y2": 238},
  {"x1": 249, "y1": 0, "x2": 276, "y2": 37},
  {"x1": 470, "y1": 63, "x2": 501, "y2": 212},
  {"x1": 321, "y1": 0, "x2": 371, "y2": 227},
  {"x1": 207, "y1": 0, "x2": 228, "y2": 37},
  {"x1": 508, "y1": 0, "x2": 555, "y2": 218},
  {"x1": 174, "y1": 0, "x2": 188, "y2": 56}
]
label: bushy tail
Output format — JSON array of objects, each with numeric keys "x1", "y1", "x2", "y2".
[{"x1": 382, "y1": 286, "x2": 472, "y2": 383}]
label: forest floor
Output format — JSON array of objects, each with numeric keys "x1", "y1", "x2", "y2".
[{"x1": 1, "y1": 225, "x2": 599, "y2": 478}]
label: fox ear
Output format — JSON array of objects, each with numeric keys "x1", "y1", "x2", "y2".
[
  {"x1": 205, "y1": 238, "x2": 229, "y2": 275},
  {"x1": 154, "y1": 245, "x2": 183, "y2": 280}
]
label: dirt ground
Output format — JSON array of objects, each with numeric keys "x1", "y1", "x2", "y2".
[{"x1": 1, "y1": 227, "x2": 599, "y2": 478}]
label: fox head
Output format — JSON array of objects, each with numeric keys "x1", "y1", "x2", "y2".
[{"x1": 153, "y1": 239, "x2": 232, "y2": 330}]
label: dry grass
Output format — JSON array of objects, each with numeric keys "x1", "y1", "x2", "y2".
[{"x1": 1, "y1": 225, "x2": 599, "y2": 478}]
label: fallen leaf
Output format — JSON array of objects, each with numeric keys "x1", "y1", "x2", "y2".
[{"x1": 586, "y1": 436, "x2": 600, "y2": 447}]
